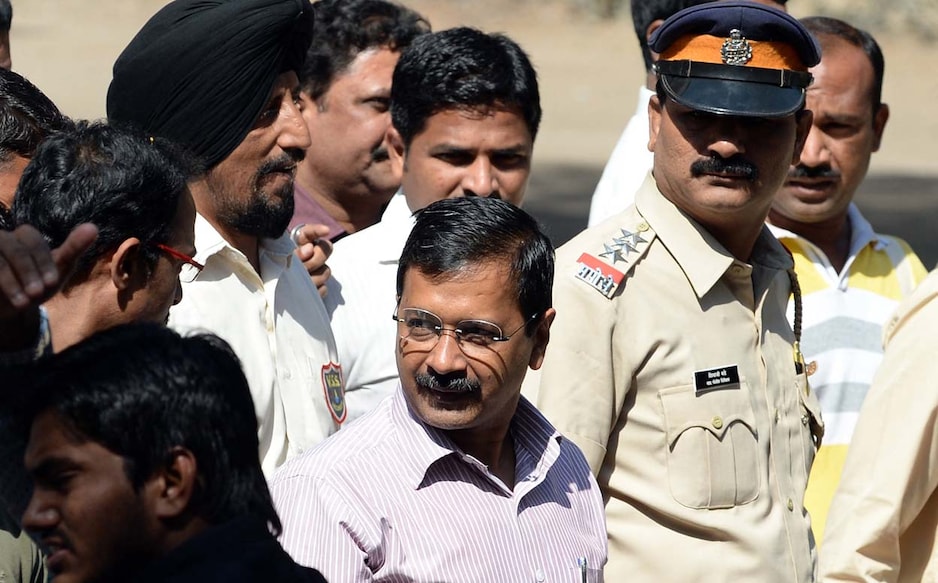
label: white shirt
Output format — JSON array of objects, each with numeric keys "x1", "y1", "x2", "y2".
[
  {"x1": 324, "y1": 192, "x2": 413, "y2": 421},
  {"x1": 587, "y1": 85, "x2": 655, "y2": 227},
  {"x1": 169, "y1": 213, "x2": 343, "y2": 476}
]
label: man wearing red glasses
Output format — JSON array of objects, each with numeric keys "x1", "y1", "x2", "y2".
[
  {"x1": 0, "y1": 121, "x2": 192, "y2": 524},
  {"x1": 10, "y1": 121, "x2": 194, "y2": 353}
]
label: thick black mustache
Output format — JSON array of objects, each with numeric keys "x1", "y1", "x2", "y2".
[
  {"x1": 787, "y1": 164, "x2": 840, "y2": 180},
  {"x1": 691, "y1": 156, "x2": 758, "y2": 180},
  {"x1": 415, "y1": 372, "x2": 481, "y2": 393},
  {"x1": 258, "y1": 152, "x2": 301, "y2": 176}
]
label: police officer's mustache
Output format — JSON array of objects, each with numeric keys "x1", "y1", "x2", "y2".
[{"x1": 691, "y1": 156, "x2": 758, "y2": 180}]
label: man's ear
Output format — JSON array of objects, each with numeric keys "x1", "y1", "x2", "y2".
[
  {"x1": 110, "y1": 238, "x2": 145, "y2": 291},
  {"x1": 871, "y1": 103, "x2": 889, "y2": 152},
  {"x1": 387, "y1": 126, "x2": 406, "y2": 176},
  {"x1": 151, "y1": 446, "x2": 199, "y2": 521},
  {"x1": 528, "y1": 308, "x2": 557, "y2": 371},
  {"x1": 648, "y1": 94, "x2": 663, "y2": 153}
]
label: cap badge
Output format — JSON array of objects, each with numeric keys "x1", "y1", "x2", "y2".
[{"x1": 721, "y1": 29, "x2": 752, "y2": 66}]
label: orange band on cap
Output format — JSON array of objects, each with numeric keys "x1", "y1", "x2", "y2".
[{"x1": 660, "y1": 34, "x2": 806, "y2": 71}]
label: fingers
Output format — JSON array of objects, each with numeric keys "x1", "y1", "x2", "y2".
[
  {"x1": 291, "y1": 223, "x2": 331, "y2": 246},
  {"x1": 0, "y1": 223, "x2": 98, "y2": 317},
  {"x1": 311, "y1": 264, "x2": 331, "y2": 299},
  {"x1": 0, "y1": 225, "x2": 55, "y2": 309},
  {"x1": 51, "y1": 223, "x2": 99, "y2": 282}
]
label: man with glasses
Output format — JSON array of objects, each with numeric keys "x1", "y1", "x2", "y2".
[
  {"x1": 11, "y1": 121, "x2": 194, "y2": 353},
  {"x1": 1, "y1": 120, "x2": 191, "y2": 528},
  {"x1": 271, "y1": 197, "x2": 607, "y2": 582}
]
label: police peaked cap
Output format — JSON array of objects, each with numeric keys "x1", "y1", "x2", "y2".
[{"x1": 649, "y1": 1, "x2": 821, "y2": 118}]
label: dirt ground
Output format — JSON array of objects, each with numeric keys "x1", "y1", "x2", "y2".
[{"x1": 10, "y1": 0, "x2": 938, "y2": 263}]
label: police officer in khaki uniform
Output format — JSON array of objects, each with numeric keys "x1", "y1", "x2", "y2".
[{"x1": 532, "y1": 2, "x2": 824, "y2": 580}]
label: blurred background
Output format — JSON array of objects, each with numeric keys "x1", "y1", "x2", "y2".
[{"x1": 10, "y1": 0, "x2": 938, "y2": 264}]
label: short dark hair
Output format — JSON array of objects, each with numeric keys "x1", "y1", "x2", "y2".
[
  {"x1": 390, "y1": 27, "x2": 541, "y2": 147},
  {"x1": 0, "y1": 68, "x2": 69, "y2": 163},
  {"x1": 0, "y1": 0, "x2": 11, "y2": 32},
  {"x1": 300, "y1": 0, "x2": 429, "y2": 100},
  {"x1": 11, "y1": 323, "x2": 282, "y2": 534},
  {"x1": 397, "y1": 196, "x2": 554, "y2": 336},
  {"x1": 801, "y1": 16, "x2": 885, "y2": 113},
  {"x1": 630, "y1": 0, "x2": 789, "y2": 70},
  {"x1": 12, "y1": 121, "x2": 188, "y2": 290}
]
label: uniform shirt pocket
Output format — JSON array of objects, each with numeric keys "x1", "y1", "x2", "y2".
[{"x1": 659, "y1": 383, "x2": 761, "y2": 509}]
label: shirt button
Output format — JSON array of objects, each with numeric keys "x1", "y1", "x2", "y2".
[
  {"x1": 535, "y1": 569, "x2": 545, "y2": 582},
  {"x1": 637, "y1": 221, "x2": 649, "y2": 232},
  {"x1": 801, "y1": 414, "x2": 809, "y2": 426},
  {"x1": 711, "y1": 416, "x2": 724, "y2": 430},
  {"x1": 787, "y1": 498, "x2": 794, "y2": 511}
]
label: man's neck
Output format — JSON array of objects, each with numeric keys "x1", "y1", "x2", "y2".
[
  {"x1": 768, "y1": 210, "x2": 852, "y2": 273},
  {"x1": 45, "y1": 287, "x2": 113, "y2": 352},
  {"x1": 294, "y1": 168, "x2": 386, "y2": 235}
]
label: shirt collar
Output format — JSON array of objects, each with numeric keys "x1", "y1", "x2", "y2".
[
  {"x1": 192, "y1": 212, "x2": 295, "y2": 267},
  {"x1": 636, "y1": 173, "x2": 792, "y2": 297},
  {"x1": 389, "y1": 388, "x2": 562, "y2": 491},
  {"x1": 767, "y1": 202, "x2": 883, "y2": 255}
]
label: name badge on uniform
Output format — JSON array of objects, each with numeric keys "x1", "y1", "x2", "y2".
[
  {"x1": 693, "y1": 365, "x2": 740, "y2": 394},
  {"x1": 574, "y1": 253, "x2": 624, "y2": 299}
]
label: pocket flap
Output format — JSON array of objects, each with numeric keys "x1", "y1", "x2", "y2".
[{"x1": 659, "y1": 384, "x2": 758, "y2": 447}]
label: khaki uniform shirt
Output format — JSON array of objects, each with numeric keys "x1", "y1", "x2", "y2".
[
  {"x1": 534, "y1": 174, "x2": 822, "y2": 581},
  {"x1": 820, "y1": 269, "x2": 938, "y2": 582}
]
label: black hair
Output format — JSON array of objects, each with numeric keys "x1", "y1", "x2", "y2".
[
  {"x1": 300, "y1": 0, "x2": 429, "y2": 100},
  {"x1": 12, "y1": 121, "x2": 188, "y2": 290},
  {"x1": 10, "y1": 323, "x2": 282, "y2": 534},
  {"x1": 0, "y1": 68, "x2": 69, "y2": 163},
  {"x1": 630, "y1": 0, "x2": 789, "y2": 70},
  {"x1": 397, "y1": 196, "x2": 553, "y2": 336},
  {"x1": 390, "y1": 27, "x2": 541, "y2": 147},
  {"x1": 801, "y1": 16, "x2": 885, "y2": 113},
  {"x1": 0, "y1": 0, "x2": 10, "y2": 32}
]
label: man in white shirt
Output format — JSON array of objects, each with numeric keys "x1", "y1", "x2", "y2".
[
  {"x1": 324, "y1": 27, "x2": 541, "y2": 420},
  {"x1": 106, "y1": 0, "x2": 345, "y2": 476}
]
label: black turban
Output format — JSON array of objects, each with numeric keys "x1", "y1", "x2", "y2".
[{"x1": 106, "y1": 0, "x2": 313, "y2": 170}]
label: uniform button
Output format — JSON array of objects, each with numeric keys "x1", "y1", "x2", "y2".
[
  {"x1": 535, "y1": 569, "x2": 545, "y2": 582},
  {"x1": 283, "y1": 370, "x2": 292, "y2": 380},
  {"x1": 774, "y1": 409, "x2": 780, "y2": 423},
  {"x1": 787, "y1": 498, "x2": 794, "y2": 511},
  {"x1": 801, "y1": 414, "x2": 809, "y2": 426},
  {"x1": 711, "y1": 416, "x2": 724, "y2": 430},
  {"x1": 637, "y1": 221, "x2": 649, "y2": 232}
]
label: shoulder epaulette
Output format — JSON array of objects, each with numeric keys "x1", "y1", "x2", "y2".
[{"x1": 573, "y1": 211, "x2": 656, "y2": 299}]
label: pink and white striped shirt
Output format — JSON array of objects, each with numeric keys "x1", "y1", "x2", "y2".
[{"x1": 270, "y1": 388, "x2": 607, "y2": 582}]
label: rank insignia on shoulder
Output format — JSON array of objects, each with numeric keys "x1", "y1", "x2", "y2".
[{"x1": 575, "y1": 253, "x2": 625, "y2": 298}]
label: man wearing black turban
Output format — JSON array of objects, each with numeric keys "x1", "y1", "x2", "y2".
[{"x1": 107, "y1": 0, "x2": 347, "y2": 478}]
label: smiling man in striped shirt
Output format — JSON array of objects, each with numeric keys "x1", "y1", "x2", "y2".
[{"x1": 271, "y1": 196, "x2": 607, "y2": 582}]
